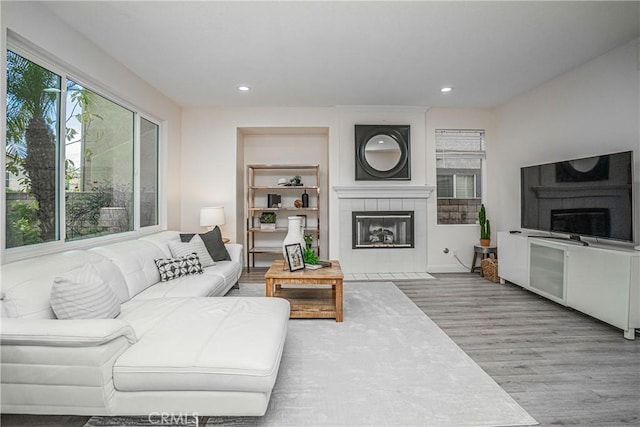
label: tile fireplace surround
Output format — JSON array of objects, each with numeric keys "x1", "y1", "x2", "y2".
[{"x1": 334, "y1": 185, "x2": 435, "y2": 274}]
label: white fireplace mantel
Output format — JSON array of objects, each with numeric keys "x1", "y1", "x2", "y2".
[{"x1": 333, "y1": 185, "x2": 436, "y2": 199}]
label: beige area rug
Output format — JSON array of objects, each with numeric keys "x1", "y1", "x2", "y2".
[{"x1": 86, "y1": 282, "x2": 536, "y2": 427}]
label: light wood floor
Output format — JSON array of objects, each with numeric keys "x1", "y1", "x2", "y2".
[
  {"x1": 395, "y1": 273, "x2": 640, "y2": 426},
  {"x1": 2, "y1": 270, "x2": 638, "y2": 426}
]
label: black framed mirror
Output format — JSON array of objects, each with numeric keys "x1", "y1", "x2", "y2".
[{"x1": 355, "y1": 124, "x2": 410, "y2": 180}]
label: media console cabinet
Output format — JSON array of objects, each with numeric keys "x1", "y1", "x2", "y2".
[{"x1": 497, "y1": 231, "x2": 640, "y2": 339}]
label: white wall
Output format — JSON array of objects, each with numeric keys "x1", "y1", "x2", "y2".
[
  {"x1": 425, "y1": 108, "x2": 497, "y2": 272},
  {"x1": 494, "y1": 39, "x2": 640, "y2": 244},
  {"x1": 180, "y1": 107, "x2": 338, "y2": 245},
  {"x1": 335, "y1": 107, "x2": 428, "y2": 186},
  {"x1": 0, "y1": 1, "x2": 183, "y2": 231}
]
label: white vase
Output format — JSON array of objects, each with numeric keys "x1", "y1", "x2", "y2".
[{"x1": 282, "y1": 216, "x2": 306, "y2": 261}]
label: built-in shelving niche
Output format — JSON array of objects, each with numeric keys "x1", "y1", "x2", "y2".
[{"x1": 237, "y1": 127, "x2": 330, "y2": 267}]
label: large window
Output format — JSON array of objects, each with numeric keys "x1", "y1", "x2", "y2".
[
  {"x1": 5, "y1": 51, "x2": 61, "y2": 247},
  {"x1": 64, "y1": 80, "x2": 134, "y2": 241},
  {"x1": 5, "y1": 47, "x2": 161, "y2": 251},
  {"x1": 436, "y1": 129, "x2": 485, "y2": 225}
]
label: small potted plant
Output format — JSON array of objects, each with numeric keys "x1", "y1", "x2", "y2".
[
  {"x1": 303, "y1": 247, "x2": 319, "y2": 265},
  {"x1": 304, "y1": 234, "x2": 313, "y2": 249},
  {"x1": 478, "y1": 204, "x2": 491, "y2": 246},
  {"x1": 259, "y1": 211, "x2": 277, "y2": 230}
]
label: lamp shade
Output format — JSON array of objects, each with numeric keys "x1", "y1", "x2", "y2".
[{"x1": 200, "y1": 206, "x2": 225, "y2": 227}]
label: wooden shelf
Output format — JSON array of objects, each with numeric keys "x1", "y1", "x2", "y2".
[
  {"x1": 273, "y1": 287, "x2": 337, "y2": 319},
  {"x1": 249, "y1": 185, "x2": 319, "y2": 191},
  {"x1": 247, "y1": 164, "x2": 319, "y2": 170},
  {"x1": 247, "y1": 164, "x2": 321, "y2": 269},
  {"x1": 248, "y1": 207, "x2": 318, "y2": 212},
  {"x1": 248, "y1": 227, "x2": 319, "y2": 233},
  {"x1": 248, "y1": 247, "x2": 283, "y2": 254},
  {"x1": 248, "y1": 246, "x2": 317, "y2": 254}
]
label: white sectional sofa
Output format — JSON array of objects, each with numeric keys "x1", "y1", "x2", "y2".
[{"x1": 0, "y1": 231, "x2": 290, "y2": 416}]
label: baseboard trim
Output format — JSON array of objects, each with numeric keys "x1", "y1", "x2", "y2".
[{"x1": 427, "y1": 263, "x2": 469, "y2": 273}]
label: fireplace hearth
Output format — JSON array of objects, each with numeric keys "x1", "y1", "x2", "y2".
[{"x1": 352, "y1": 211, "x2": 414, "y2": 249}]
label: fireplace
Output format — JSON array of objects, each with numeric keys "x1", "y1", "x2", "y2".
[
  {"x1": 550, "y1": 208, "x2": 610, "y2": 237},
  {"x1": 352, "y1": 211, "x2": 414, "y2": 249}
]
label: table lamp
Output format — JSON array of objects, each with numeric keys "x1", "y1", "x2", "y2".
[{"x1": 200, "y1": 206, "x2": 225, "y2": 231}]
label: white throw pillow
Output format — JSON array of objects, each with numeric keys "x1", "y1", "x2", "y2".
[
  {"x1": 168, "y1": 234, "x2": 215, "y2": 268},
  {"x1": 50, "y1": 264, "x2": 121, "y2": 319}
]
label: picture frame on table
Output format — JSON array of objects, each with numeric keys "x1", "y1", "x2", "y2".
[{"x1": 285, "y1": 243, "x2": 305, "y2": 271}]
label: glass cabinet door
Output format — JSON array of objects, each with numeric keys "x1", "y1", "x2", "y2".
[{"x1": 529, "y1": 241, "x2": 567, "y2": 304}]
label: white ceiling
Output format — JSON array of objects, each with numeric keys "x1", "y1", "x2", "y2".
[{"x1": 43, "y1": 1, "x2": 639, "y2": 109}]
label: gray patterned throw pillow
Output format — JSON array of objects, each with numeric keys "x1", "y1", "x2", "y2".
[{"x1": 154, "y1": 253, "x2": 203, "y2": 282}]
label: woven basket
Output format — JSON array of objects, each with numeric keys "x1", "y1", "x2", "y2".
[{"x1": 481, "y1": 258, "x2": 499, "y2": 283}]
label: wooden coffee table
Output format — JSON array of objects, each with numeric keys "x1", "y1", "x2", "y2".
[{"x1": 265, "y1": 260, "x2": 343, "y2": 322}]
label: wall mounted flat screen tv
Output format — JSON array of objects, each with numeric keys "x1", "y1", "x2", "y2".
[{"x1": 521, "y1": 151, "x2": 634, "y2": 242}]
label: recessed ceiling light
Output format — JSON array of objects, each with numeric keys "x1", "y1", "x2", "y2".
[
  {"x1": 237, "y1": 85, "x2": 251, "y2": 92},
  {"x1": 441, "y1": 87, "x2": 453, "y2": 93}
]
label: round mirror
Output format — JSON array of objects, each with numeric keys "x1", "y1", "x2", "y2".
[
  {"x1": 569, "y1": 157, "x2": 599, "y2": 172},
  {"x1": 355, "y1": 124, "x2": 410, "y2": 180},
  {"x1": 364, "y1": 135, "x2": 402, "y2": 172}
]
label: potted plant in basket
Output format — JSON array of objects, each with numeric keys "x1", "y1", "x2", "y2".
[
  {"x1": 478, "y1": 204, "x2": 491, "y2": 247},
  {"x1": 259, "y1": 211, "x2": 277, "y2": 230}
]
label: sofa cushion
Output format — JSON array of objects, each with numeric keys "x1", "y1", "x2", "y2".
[
  {"x1": 114, "y1": 297, "x2": 290, "y2": 393},
  {"x1": 1, "y1": 251, "x2": 128, "y2": 319},
  {"x1": 50, "y1": 264, "x2": 121, "y2": 319},
  {"x1": 154, "y1": 254, "x2": 203, "y2": 282},
  {"x1": 181, "y1": 227, "x2": 230, "y2": 261},
  {"x1": 203, "y1": 261, "x2": 242, "y2": 295},
  {"x1": 168, "y1": 234, "x2": 214, "y2": 268},
  {"x1": 90, "y1": 240, "x2": 166, "y2": 298},
  {"x1": 138, "y1": 231, "x2": 181, "y2": 258},
  {"x1": 128, "y1": 272, "x2": 227, "y2": 301}
]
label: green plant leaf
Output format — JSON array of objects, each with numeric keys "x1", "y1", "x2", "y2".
[{"x1": 303, "y1": 248, "x2": 319, "y2": 265}]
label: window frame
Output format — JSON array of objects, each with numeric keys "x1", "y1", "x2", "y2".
[
  {"x1": 138, "y1": 116, "x2": 161, "y2": 229},
  {"x1": 435, "y1": 129, "x2": 486, "y2": 226},
  {"x1": 2, "y1": 37, "x2": 165, "y2": 263},
  {"x1": 451, "y1": 173, "x2": 477, "y2": 199}
]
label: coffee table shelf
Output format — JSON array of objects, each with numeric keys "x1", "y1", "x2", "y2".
[{"x1": 273, "y1": 287, "x2": 337, "y2": 319}]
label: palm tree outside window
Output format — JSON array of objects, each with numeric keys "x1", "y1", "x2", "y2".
[{"x1": 5, "y1": 45, "x2": 160, "y2": 252}]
